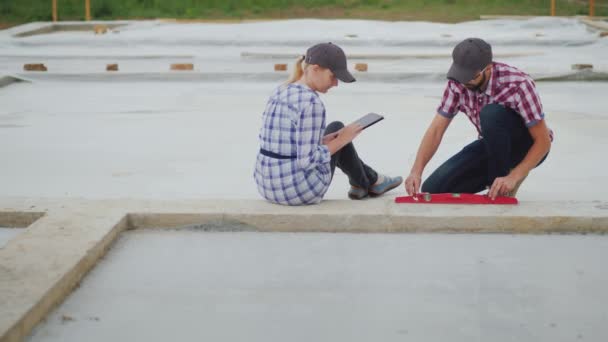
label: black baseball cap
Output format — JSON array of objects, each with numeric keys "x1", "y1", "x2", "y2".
[
  {"x1": 447, "y1": 38, "x2": 493, "y2": 84},
  {"x1": 305, "y1": 42, "x2": 356, "y2": 83}
]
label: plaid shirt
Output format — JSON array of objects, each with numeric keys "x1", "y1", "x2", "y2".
[
  {"x1": 437, "y1": 62, "x2": 553, "y2": 140},
  {"x1": 254, "y1": 83, "x2": 332, "y2": 205}
]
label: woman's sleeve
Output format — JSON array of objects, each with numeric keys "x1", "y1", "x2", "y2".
[{"x1": 295, "y1": 98, "x2": 331, "y2": 172}]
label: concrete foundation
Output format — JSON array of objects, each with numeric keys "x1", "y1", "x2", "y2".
[
  {"x1": 1, "y1": 198, "x2": 608, "y2": 341},
  {"x1": 0, "y1": 228, "x2": 21, "y2": 248},
  {"x1": 2, "y1": 17, "x2": 608, "y2": 342},
  {"x1": 27, "y1": 230, "x2": 608, "y2": 342}
]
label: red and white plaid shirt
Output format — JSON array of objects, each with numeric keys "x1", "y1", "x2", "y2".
[{"x1": 437, "y1": 62, "x2": 553, "y2": 140}]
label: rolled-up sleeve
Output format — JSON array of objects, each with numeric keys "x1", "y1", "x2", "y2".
[
  {"x1": 516, "y1": 79, "x2": 545, "y2": 127},
  {"x1": 436, "y1": 81, "x2": 461, "y2": 119},
  {"x1": 295, "y1": 98, "x2": 331, "y2": 172}
]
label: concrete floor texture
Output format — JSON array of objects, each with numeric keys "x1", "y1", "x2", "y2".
[
  {"x1": 1, "y1": 17, "x2": 608, "y2": 342},
  {"x1": 27, "y1": 231, "x2": 608, "y2": 342},
  {"x1": 0, "y1": 229, "x2": 21, "y2": 249}
]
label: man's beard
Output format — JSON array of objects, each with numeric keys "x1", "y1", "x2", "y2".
[{"x1": 466, "y1": 71, "x2": 487, "y2": 93}]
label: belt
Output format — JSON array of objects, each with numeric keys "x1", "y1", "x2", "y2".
[{"x1": 260, "y1": 148, "x2": 296, "y2": 160}]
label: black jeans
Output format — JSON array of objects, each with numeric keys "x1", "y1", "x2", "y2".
[
  {"x1": 324, "y1": 121, "x2": 378, "y2": 189},
  {"x1": 421, "y1": 104, "x2": 547, "y2": 194}
]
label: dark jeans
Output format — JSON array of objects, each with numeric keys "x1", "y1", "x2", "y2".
[
  {"x1": 325, "y1": 121, "x2": 378, "y2": 189},
  {"x1": 421, "y1": 104, "x2": 547, "y2": 194}
]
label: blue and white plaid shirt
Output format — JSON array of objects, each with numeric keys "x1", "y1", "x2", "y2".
[{"x1": 254, "y1": 83, "x2": 332, "y2": 205}]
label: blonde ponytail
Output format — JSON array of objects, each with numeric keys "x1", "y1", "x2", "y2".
[{"x1": 285, "y1": 55, "x2": 306, "y2": 84}]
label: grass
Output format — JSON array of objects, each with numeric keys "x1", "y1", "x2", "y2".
[{"x1": 0, "y1": 0, "x2": 606, "y2": 25}]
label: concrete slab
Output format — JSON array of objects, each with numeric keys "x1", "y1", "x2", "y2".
[
  {"x1": 579, "y1": 18, "x2": 608, "y2": 31},
  {"x1": 1, "y1": 80, "x2": 607, "y2": 201},
  {"x1": 0, "y1": 204, "x2": 128, "y2": 342},
  {"x1": 11, "y1": 70, "x2": 608, "y2": 82},
  {"x1": 11, "y1": 23, "x2": 128, "y2": 38},
  {"x1": 1, "y1": 17, "x2": 608, "y2": 342},
  {"x1": 0, "y1": 228, "x2": 21, "y2": 248},
  {"x1": 1, "y1": 20, "x2": 606, "y2": 206},
  {"x1": 1, "y1": 197, "x2": 607, "y2": 342},
  {"x1": 0, "y1": 76, "x2": 27, "y2": 89},
  {"x1": 26, "y1": 230, "x2": 608, "y2": 342},
  {"x1": 1, "y1": 18, "x2": 606, "y2": 77},
  {"x1": 1, "y1": 18, "x2": 597, "y2": 47}
]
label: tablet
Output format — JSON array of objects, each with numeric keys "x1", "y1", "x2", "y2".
[{"x1": 353, "y1": 112, "x2": 384, "y2": 129}]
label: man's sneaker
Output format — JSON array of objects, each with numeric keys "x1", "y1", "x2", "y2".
[
  {"x1": 369, "y1": 175, "x2": 403, "y2": 197},
  {"x1": 348, "y1": 186, "x2": 368, "y2": 200}
]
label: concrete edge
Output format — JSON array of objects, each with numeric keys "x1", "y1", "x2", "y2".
[
  {"x1": 14, "y1": 70, "x2": 608, "y2": 83},
  {"x1": 128, "y1": 212, "x2": 608, "y2": 234},
  {"x1": 0, "y1": 76, "x2": 29, "y2": 89},
  {"x1": 592, "y1": 216, "x2": 608, "y2": 231},
  {"x1": 579, "y1": 18, "x2": 608, "y2": 31},
  {"x1": 535, "y1": 70, "x2": 608, "y2": 82},
  {"x1": 241, "y1": 51, "x2": 544, "y2": 60},
  {"x1": 0, "y1": 211, "x2": 44, "y2": 228},
  {"x1": 1, "y1": 55, "x2": 195, "y2": 60},
  {"x1": 8, "y1": 21, "x2": 132, "y2": 38},
  {"x1": 481, "y1": 15, "x2": 608, "y2": 20},
  {"x1": 480, "y1": 15, "x2": 560, "y2": 20},
  {"x1": 1, "y1": 198, "x2": 608, "y2": 342},
  {"x1": 0, "y1": 214, "x2": 129, "y2": 342}
]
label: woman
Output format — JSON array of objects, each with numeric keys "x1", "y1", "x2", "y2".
[{"x1": 254, "y1": 42, "x2": 402, "y2": 205}]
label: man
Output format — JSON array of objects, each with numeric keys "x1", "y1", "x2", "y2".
[{"x1": 405, "y1": 38, "x2": 552, "y2": 200}]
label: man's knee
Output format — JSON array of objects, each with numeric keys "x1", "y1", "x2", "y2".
[
  {"x1": 325, "y1": 121, "x2": 344, "y2": 134},
  {"x1": 420, "y1": 179, "x2": 436, "y2": 193},
  {"x1": 420, "y1": 172, "x2": 445, "y2": 193}
]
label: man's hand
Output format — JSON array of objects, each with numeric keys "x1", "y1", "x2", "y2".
[
  {"x1": 405, "y1": 172, "x2": 422, "y2": 195},
  {"x1": 487, "y1": 119, "x2": 550, "y2": 200},
  {"x1": 488, "y1": 173, "x2": 521, "y2": 200}
]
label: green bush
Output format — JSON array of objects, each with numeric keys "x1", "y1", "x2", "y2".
[
  {"x1": 1, "y1": 0, "x2": 606, "y2": 23},
  {"x1": 94, "y1": 2, "x2": 114, "y2": 18}
]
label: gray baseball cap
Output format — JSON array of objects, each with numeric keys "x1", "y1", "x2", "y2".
[
  {"x1": 305, "y1": 42, "x2": 356, "y2": 83},
  {"x1": 447, "y1": 38, "x2": 493, "y2": 84}
]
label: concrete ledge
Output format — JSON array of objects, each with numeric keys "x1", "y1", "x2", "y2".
[
  {"x1": 481, "y1": 15, "x2": 608, "y2": 20},
  {"x1": 15, "y1": 70, "x2": 608, "y2": 83},
  {"x1": 0, "y1": 211, "x2": 44, "y2": 228},
  {"x1": 129, "y1": 212, "x2": 606, "y2": 234},
  {"x1": 126, "y1": 199, "x2": 608, "y2": 234},
  {"x1": 0, "y1": 76, "x2": 28, "y2": 89},
  {"x1": 535, "y1": 70, "x2": 608, "y2": 81},
  {"x1": 580, "y1": 18, "x2": 608, "y2": 31},
  {"x1": 10, "y1": 22, "x2": 128, "y2": 38},
  {"x1": 1, "y1": 197, "x2": 607, "y2": 342},
  {"x1": 0, "y1": 55, "x2": 194, "y2": 60},
  {"x1": 4, "y1": 32, "x2": 597, "y2": 48},
  {"x1": 0, "y1": 208, "x2": 128, "y2": 342},
  {"x1": 241, "y1": 51, "x2": 544, "y2": 60},
  {"x1": 4, "y1": 20, "x2": 601, "y2": 47}
]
